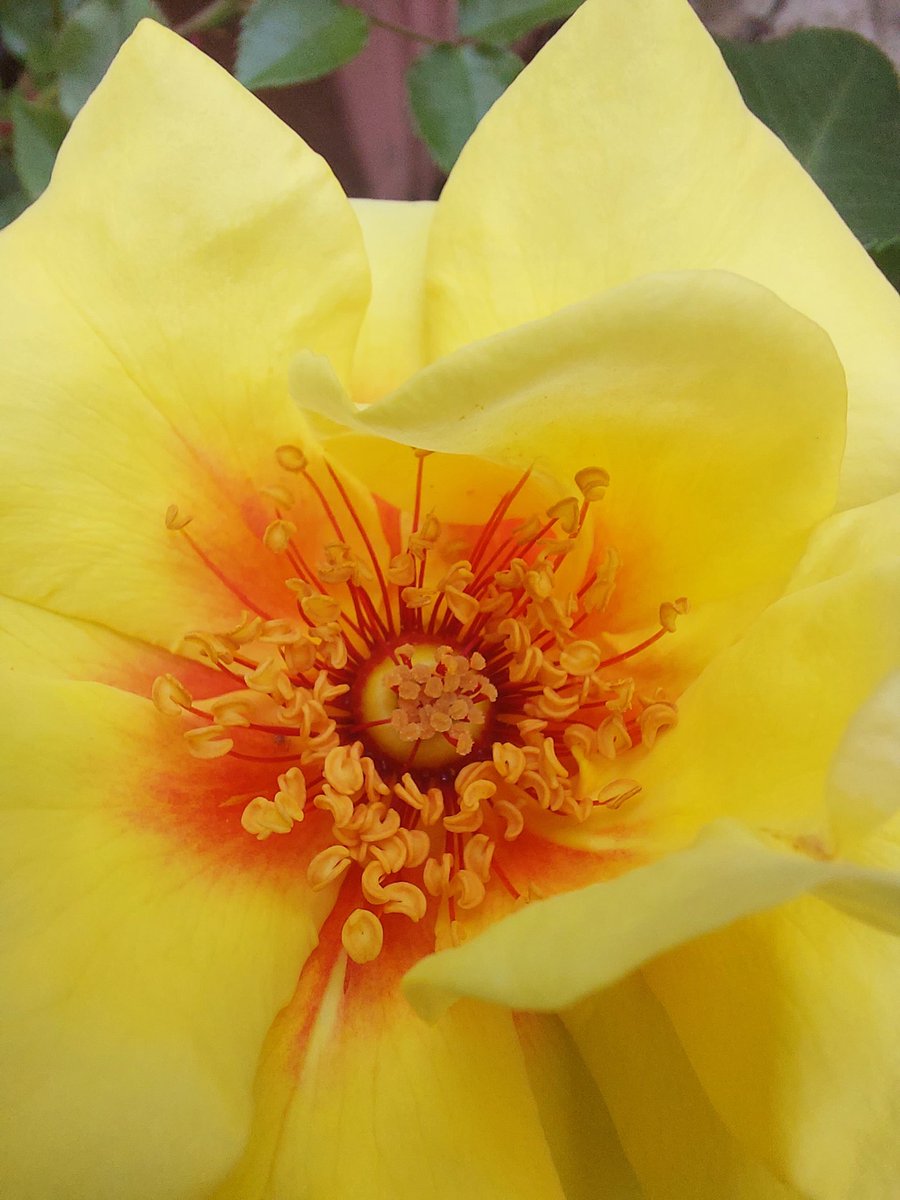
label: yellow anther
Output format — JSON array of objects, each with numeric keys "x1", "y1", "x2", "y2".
[
  {"x1": 245, "y1": 656, "x2": 291, "y2": 698},
  {"x1": 397, "y1": 827, "x2": 431, "y2": 869},
  {"x1": 541, "y1": 736, "x2": 569, "y2": 780},
  {"x1": 424, "y1": 853, "x2": 454, "y2": 897},
  {"x1": 524, "y1": 565, "x2": 554, "y2": 601},
  {"x1": 563, "y1": 723, "x2": 595, "y2": 754},
  {"x1": 300, "y1": 593, "x2": 341, "y2": 623},
  {"x1": 275, "y1": 444, "x2": 308, "y2": 472},
  {"x1": 408, "y1": 512, "x2": 441, "y2": 559},
  {"x1": 546, "y1": 496, "x2": 580, "y2": 534},
  {"x1": 574, "y1": 466, "x2": 610, "y2": 502},
  {"x1": 492, "y1": 741, "x2": 527, "y2": 783},
  {"x1": 371, "y1": 835, "x2": 408, "y2": 874},
  {"x1": 284, "y1": 638, "x2": 318, "y2": 675},
  {"x1": 638, "y1": 700, "x2": 678, "y2": 748},
  {"x1": 226, "y1": 612, "x2": 264, "y2": 644},
  {"x1": 307, "y1": 844, "x2": 353, "y2": 890},
  {"x1": 241, "y1": 796, "x2": 292, "y2": 840},
  {"x1": 495, "y1": 799, "x2": 526, "y2": 840},
  {"x1": 274, "y1": 767, "x2": 306, "y2": 822},
  {"x1": 164, "y1": 503, "x2": 192, "y2": 530},
  {"x1": 463, "y1": 833, "x2": 495, "y2": 881},
  {"x1": 361, "y1": 863, "x2": 427, "y2": 921},
  {"x1": 444, "y1": 587, "x2": 481, "y2": 624},
  {"x1": 258, "y1": 618, "x2": 301, "y2": 644},
  {"x1": 182, "y1": 630, "x2": 235, "y2": 665},
  {"x1": 314, "y1": 787, "x2": 355, "y2": 828},
  {"x1": 387, "y1": 552, "x2": 416, "y2": 585},
  {"x1": 596, "y1": 714, "x2": 633, "y2": 758},
  {"x1": 324, "y1": 742, "x2": 365, "y2": 795},
  {"x1": 452, "y1": 868, "x2": 486, "y2": 910},
  {"x1": 596, "y1": 778, "x2": 642, "y2": 809},
  {"x1": 342, "y1": 908, "x2": 384, "y2": 964},
  {"x1": 263, "y1": 519, "x2": 296, "y2": 554},
  {"x1": 206, "y1": 695, "x2": 252, "y2": 727},
  {"x1": 184, "y1": 725, "x2": 233, "y2": 759},
  {"x1": 659, "y1": 596, "x2": 689, "y2": 632},
  {"x1": 534, "y1": 687, "x2": 581, "y2": 720},
  {"x1": 559, "y1": 640, "x2": 603, "y2": 676},
  {"x1": 152, "y1": 674, "x2": 192, "y2": 717},
  {"x1": 359, "y1": 802, "x2": 401, "y2": 843},
  {"x1": 400, "y1": 586, "x2": 436, "y2": 609}
]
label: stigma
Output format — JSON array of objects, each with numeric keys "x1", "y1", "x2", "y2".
[{"x1": 154, "y1": 447, "x2": 685, "y2": 964}]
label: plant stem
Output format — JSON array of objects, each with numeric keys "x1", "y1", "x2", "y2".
[
  {"x1": 346, "y1": 5, "x2": 454, "y2": 47},
  {"x1": 176, "y1": 0, "x2": 243, "y2": 37}
]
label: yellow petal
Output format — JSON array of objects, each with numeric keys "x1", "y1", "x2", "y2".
[
  {"x1": 349, "y1": 199, "x2": 434, "y2": 404},
  {"x1": 0, "y1": 671, "x2": 330, "y2": 1197},
  {"x1": 298, "y1": 269, "x2": 845, "y2": 636},
  {"x1": 0, "y1": 22, "x2": 367, "y2": 646},
  {"x1": 403, "y1": 820, "x2": 900, "y2": 1020},
  {"x1": 633, "y1": 493, "x2": 900, "y2": 842},
  {"x1": 828, "y1": 672, "x2": 900, "y2": 844},
  {"x1": 216, "y1": 933, "x2": 569, "y2": 1200},
  {"x1": 565, "y1": 973, "x2": 802, "y2": 1199},
  {"x1": 514, "y1": 1012, "x2": 644, "y2": 1199},
  {"x1": 646, "y1": 879, "x2": 900, "y2": 1200},
  {"x1": 428, "y1": 0, "x2": 900, "y2": 509}
]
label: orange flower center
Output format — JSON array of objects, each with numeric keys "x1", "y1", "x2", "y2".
[{"x1": 153, "y1": 448, "x2": 686, "y2": 964}]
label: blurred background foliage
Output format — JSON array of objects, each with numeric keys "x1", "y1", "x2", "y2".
[{"x1": 0, "y1": 0, "x2": 897, "y2": 288}]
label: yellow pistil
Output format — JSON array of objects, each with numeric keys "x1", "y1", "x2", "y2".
[{"x1": 153, "y1": 447, "x2": 687, "y2": 962}]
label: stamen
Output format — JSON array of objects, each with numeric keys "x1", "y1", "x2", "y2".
[{"x1": 158, "y1": 450, "x2": 685, "y2": 966}]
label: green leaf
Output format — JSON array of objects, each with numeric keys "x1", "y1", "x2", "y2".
[
  {"x1": 0, "y1": 0, "x2": 54, "y2": 60},
  {"x1": 869, "y1": 236, "x2": 900, "y2": 293},
  {"x1": 55, "y1": 0, "x2": 167, "y2": 120},
  {"x1": 407, "y1": 43, "x2": 523, "y2": 174},
  {"x1": 0, "y1": 152, "x2": 29, "y2": 227},
  {"x1": 10, "y1": 92, "x2": 69, "y2": 199},
  {"x1": 236, "y1": 0, "x2": 369, "y2": 90},
  {"x1": 458, "y1": 0, "x2": 581, "y2": 44},
  {"x1": 719, "y1": 29, "x2": 900, "y2": 247}
]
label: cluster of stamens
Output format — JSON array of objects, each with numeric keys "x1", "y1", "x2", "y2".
[{"x1": 154, "y1": 448, "x2": 685, "y2": 965}]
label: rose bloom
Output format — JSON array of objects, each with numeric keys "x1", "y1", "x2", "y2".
[{"x1": 1, "y1": 0, "x2": 899, "y2": 1197}]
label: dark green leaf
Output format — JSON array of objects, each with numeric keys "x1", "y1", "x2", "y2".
[
  {"x1": 719, "y1": 29, "x2": 900, "y2": 247},
  {"x1": 236, "y1": 0, "x2": 368, "y2": 90},
  {"x1": 10, "y1": 92, "x2": 68, "y2": 199},
  {"x1": 0, "y1": 152, "x2": 29, "y2": 226},
  {"x1": 56, "y1": 0, "x2": 167, "y2": 120},
  {"x1": 869, "y1": 236, "x2": 900, "y2": 293},
  {"x1": 458, "y1": 0, "x2": 581, "y2": 44},
  {"x1": 407, "y1": 43, "x2": 523, "y2": 174},
  {"x1": 0, "y1": 0, "x2": 54, "y2": 60}
]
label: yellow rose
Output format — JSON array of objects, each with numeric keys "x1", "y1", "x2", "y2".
[{"x1": 1, "y1": 3, "x2": 898, "y2": 1199}]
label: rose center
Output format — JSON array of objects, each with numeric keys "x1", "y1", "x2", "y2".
[{"x1": 356, "y1": 640, "x2": 497, "y2": 769}]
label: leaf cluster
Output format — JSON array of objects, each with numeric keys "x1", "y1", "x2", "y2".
[{"x1": 0, "y1": 1, "x2": 897, "y2": 293}]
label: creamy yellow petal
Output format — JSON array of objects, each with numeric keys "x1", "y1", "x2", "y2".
[
  {"x1": 565, "y1": 973, "x2": 802, "y2": 1199},
  {"x1": 828, "y1": 672, "x2": 900, "y2": 843},
  {"x1": 403, "y1": 821, "x2": 899, "y2": 1020},
  {"x1": 0, "y1": 23, "x2": 368, "y2": 646},
  {"x1": 297, "y1": 269, "x2": 845, "y2": 637},
  {"x1": 0, "y1": 672, "x2": 330, "y2": 1199},
  {"x1": 514, "y1": 1012, "x2": 644, "y2": 1200},
  {"x1": 632, "y1": 494, "x2": 900, "y2": 842},
  {"x1": 428, "y1": 0, "x2": 900, "y2": 509},
  {"x1": 349, "y1": 199, "x2": 434, "y2": 403},
  {"x1": 646, "y1": 884, "x2": 900, "y2": 1200},
  {"x1": 216, "y1": 929, "x2": 568, "y2": 1200}
]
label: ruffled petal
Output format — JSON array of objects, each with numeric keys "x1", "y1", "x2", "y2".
[
  {"x1": 646, "y1": 863, "x2": 900, "y2": 1200},
  {"x1": 0, "y1": 670, "x2": 331, "y2": 1199},
  {"x1": 514, "y1": 1012, "x2": 644, "y2": 1199},
  {"x1": 0, "y1": 22, "x2": 368, "y2": 647},
  {"x1": 427, "y1": 0, "x2": 900, "y2": 508},
  {"x1": 349, "y1": 199, "x2": 434, "y2": 403},
  {"x1": 564, "y1": 973, "x2": 803, "y2": 1199},
  {"x1": 214, "y1": 918, "x2": 569, "y2": 1200},
  {"x1": 630, "y1": 492, "x2": 900, "y2": 842},
  {"x1": 403, "y1": 821, "x2": 900, "y2": 1020},
  {"x1": 298, "y1": 270, "x2": 846, "y2": 640}
]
